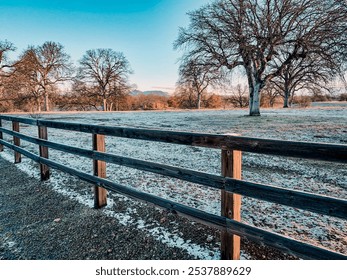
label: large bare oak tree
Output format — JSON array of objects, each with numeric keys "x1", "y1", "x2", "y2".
[
  {"x1": 36, "y1": 42, "x2": 72, "y2": 111},
  {"x1": 175, "y1": 0, "x2": 347, "y2": 116},
  {"x1": 271, "y1": 53, "x2": 344, "y2": 107},
  {"x1": 76, "y1": 48, "x2": 132, "y2": 111},
  {"x1": 8, "y1": 42, "x2": 73, "y2": 112}
]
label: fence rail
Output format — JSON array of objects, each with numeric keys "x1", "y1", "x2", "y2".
[{"x1": 0, "y1": 115, "x2": 346, "y2": 260}]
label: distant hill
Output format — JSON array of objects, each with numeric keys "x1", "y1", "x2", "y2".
[{"x1": 131, "y1": 90, "x2": 169, "y2": 97}]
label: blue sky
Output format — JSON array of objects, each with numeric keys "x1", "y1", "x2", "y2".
[{"x1": 0, "y1": 0, "x2": 211, "y2": 92}]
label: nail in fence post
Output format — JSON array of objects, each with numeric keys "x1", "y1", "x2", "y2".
[
  {"x1": 0, "y1": 119, "x2": 3, "y2": 152},
  {"x1": 92, "y1": 134, "x2": 107, "y2": 208},
  {"x1": 221, "y1": 149, "x2": 242, "y2": 260},
  {"x1": 12, "y1": 121, "x2": 21, "y2": 163},
  {"x1": 38, "y1": 126, "x2": 50, "y2": 180}
]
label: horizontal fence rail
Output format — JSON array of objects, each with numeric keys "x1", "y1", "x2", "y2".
[
  {"x1": 0, "y1": 140, "x2": 345, "y2": 260},
  {"x1": 0, "y1": 114, "x2": 346, "y2": 260},
  {"x1": 0, "y1": 126, "x2": 346, "y2": 220},
  {"x1": 0, "y1": 115, "x2": 346, "y2": 163}
]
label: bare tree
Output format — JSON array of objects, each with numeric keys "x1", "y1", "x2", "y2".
[
  {"x1": 0, "y1": 40, "x2": 16, "y2": 109},
  {"x1": 108, "y1": 79, "x2": 134, "y2": 111},
  {"x1": 172, "y1": 86, "x2": 198, "y2": 109},
  {"x1": 177, "y1": 58, "x2": 222, "y2": 109},
  {"x1": 175, "y1": 0, "x2": 347, "y2": 116},
  {"x1": 1, "y1": 48, "x2": 41, "y2": 112},
  {"x1": 261, "y1": 83, "x2": 280, "y2": 107},
  {"x1": 35, "y1": 42, "x2": 73, "y2": 111},
  {"x1": 228, "y1": 84, "x2": 249, "y2": 108},
  {"x1": 15, "y1": 48, "x2": 44, "y2": 111},
  {"x1": 56, "y1": 82, "x2": 101, "y2": 111},
  {"x1": 4, "y1": 43, "x2": 71, "y2": 112},
  {"x1": 271, "y1": 54, "x2": 338, "y2": 107},
  {"x1": 0, "y1": 40, "x2": 16, "y2": 71},
  {"x1": 77, "y1": 49, "x2": 132, "y2": 111},
  {"x1": 5, "y1": 42, "x2": 72, "y2": 112}
]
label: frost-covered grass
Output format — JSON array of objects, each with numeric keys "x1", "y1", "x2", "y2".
[{"x1": 1, "y1": 106, "x2": 346, "y2": 256}]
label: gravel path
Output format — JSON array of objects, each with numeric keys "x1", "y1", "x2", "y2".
[
  {"x1": 0, "y1": 157, "x2": 196, "y2": 260},
  {"x1": 0, "y1": 156, "x2": 295, "y2": 260}
]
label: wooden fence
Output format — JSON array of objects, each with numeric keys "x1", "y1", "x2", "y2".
[{"x1": 0, "y1": 115, "x2": 346, "y2": 260}]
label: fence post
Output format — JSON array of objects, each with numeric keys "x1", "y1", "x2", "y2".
[
  {"x1": 221, "y1": 149, "x2": 242, "y2": 260},
  {"x1": 12, "y1": 121, "x2": 21, "y2": 163},
  {"x1": 93, "y1": 134, "x2": 107, "y2": 208},
  {"x1": 38, "y1": 126, "x2": 50, "y2": 181},
  {"x1": 0, "y1": 119, "x2": 3, "y2": 152}
]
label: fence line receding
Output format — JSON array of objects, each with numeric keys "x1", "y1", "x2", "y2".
[{"x1": 0, "y1": 115, "x2": 346, "y2": 260}]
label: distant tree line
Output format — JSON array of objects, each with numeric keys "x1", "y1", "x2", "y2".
[{"x1": 0, "y1": 41, "x2": 133, "y2": 113}]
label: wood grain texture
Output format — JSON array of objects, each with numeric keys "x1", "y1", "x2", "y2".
[
  {"x1": 12, "y1": 121, "x2": 21, "y2": 163},
  {"x1": 93, "y1": 134, "x2": 107, "y2": 209},
  {"x1": 38, "y1": 126, "x2": 50, "y2": 181},
  {"x1": 221, "y1": 149, "x2": 242, "y2": 260},
  {"x1": 0, "y1": 119, "x2": 3, "y2": 152}
]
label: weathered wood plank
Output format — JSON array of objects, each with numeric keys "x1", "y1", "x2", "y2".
[
  {"x1": 0, "y1": 115, "x2": 38, "y2": 125},
  {"x1": 0, "y1": 119, "x2": 3, "y2": 152},
  {"x1": 225, "y1": 218, "x2": 347, "y2": 260},
  {"x1": 12, "y1": 121, "x2": 21, "y2": 163},
  {"x1": 0, "y1": 127, "x2": 346, "y2": 220},
  {"x1": 38, "y1": 126, "x2": 50, "y2": 181},
  {"x1": 1, "y1": 138, "x2": 345, "y2": 260},
  {"x1": 93, "y1": 134, "x2": 107, "y2": 208},
  {"x1": 1, "y1": 115, "x2": 345, "y2": 163},
  {"x1": 221, "y1": 149, "x2": 242, "y2": 260},
  {"x1": 36, "y1": 119, "x2": 347, "y2": 163}
]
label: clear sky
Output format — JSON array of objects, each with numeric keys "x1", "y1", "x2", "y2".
[{"x1": 0, "y1": 0, "x2": 211, "y2": 92}]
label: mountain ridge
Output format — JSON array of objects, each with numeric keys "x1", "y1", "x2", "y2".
[{"x1": 131, "y1": 90, "x2": 169, "y2": 97}]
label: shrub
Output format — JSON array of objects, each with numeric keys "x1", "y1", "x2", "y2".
[{"x1": 293, "y1": 95, "x2": 312, "y2": 107}]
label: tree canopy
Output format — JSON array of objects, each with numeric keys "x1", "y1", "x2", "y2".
[{"x1": 77, "y1": 48, "x2": 132, "y2": 111}]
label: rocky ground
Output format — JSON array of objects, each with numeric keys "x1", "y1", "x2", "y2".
[{"x1": 0, "y1": 157, "x2": 295, "y2": 260}]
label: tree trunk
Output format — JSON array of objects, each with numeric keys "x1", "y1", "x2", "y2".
[
  {"x1": 249, "y1": 82, "x2": 261, "y2": 116},
  {"x1": 44, "y1": 92, "x2": 49, "y2": 111},
  {"x1": 197, "y1": 93, "x2": 201, "y2": 109},
  {"x1": 289, "y1": 93, "x2": 294, "y2": 107},
  {"x1": 283, "y1": 88, "x2": 290, "y2": 108},
  {"x1": 283, "y1": 95, "x2": 289, "y2": 108},
  {"x1": 36, "y1": 97, "x2": 41, "y2": 113},
  {"x1": 102, "y1": 98, "x2": 107, "y2": 111}
]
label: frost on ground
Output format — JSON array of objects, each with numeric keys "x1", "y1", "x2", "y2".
[{"x1": 0, "y1": 107, "x2": 346, "y2": 257}]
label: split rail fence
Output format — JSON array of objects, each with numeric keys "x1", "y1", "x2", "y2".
[{"x1": 0, "y1": 115, "x2": 346, "y2": 260}]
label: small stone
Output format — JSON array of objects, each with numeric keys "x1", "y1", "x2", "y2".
[{"x1": 206, "y1": 236, "x2": 214, "y2": 243}]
